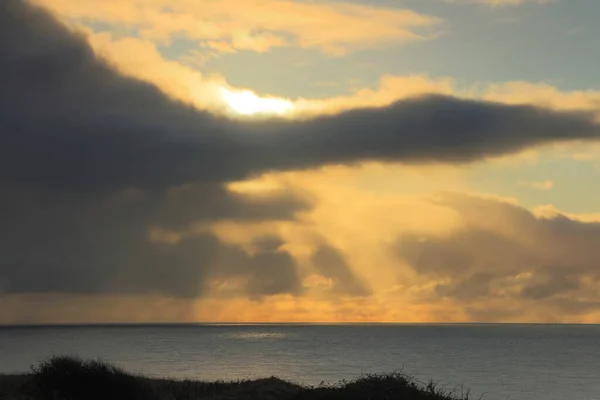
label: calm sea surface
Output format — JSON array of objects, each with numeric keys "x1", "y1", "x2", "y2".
[{"x1": 0, "y1": 324, "x2": 599, "y2": 400}]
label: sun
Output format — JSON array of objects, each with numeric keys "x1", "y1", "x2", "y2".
[{"x1": 219, "y1": 87, "x2": 294, "y2": 116}]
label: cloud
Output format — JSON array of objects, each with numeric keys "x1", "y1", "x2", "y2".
[
  {"x1": 1, "y1": 0, "x2": 600, "y2": 311},
  {"x1": 34, "y1": 0, "x2": 440, "y2": 55},
  {"x1": 445, "y1": 0, "x2": 552, "y2": 7},
  {"x1": 0, "y1": 0, "x2": 310, "y2": 300},
  {"x1": 518, "y1": 180, "x2": 554, "y2": 190},
  {"x1": 482, "y1": 81, "x2": 600, "y2": 113},
  {"x1": 78, "y1": 31, "x2": 600, "y2": 126},
  {"x1": 396, "y1": 193, "x2": 600, "y2": 320},
  {"x1": 87, "y1": 32, "x2": 228, "y2": 112},
  {"x1": 534, "y1": 204, "x2": 600, "y2": 223},
  {"x1": 0, "y1": 294, "x2": 200, "y2": 324},
  {"x1": 0, "y1": 181, "x2": 308, "y2": 297},
  {"x1": 311, "y1": 245, "x2": 371, "y2": 296},
  {"x1": 3, "y1": 1, "x2": 600, "y2": 193},
  {"x1": 206, "y1": 171, "x2": 600, "y2": 322},
  {"x1": 295, "y1": 76, "x2": 600, "y2": 117},
  {"x1": 4, "y1": 158, "x2": 600, "y2": 323}
]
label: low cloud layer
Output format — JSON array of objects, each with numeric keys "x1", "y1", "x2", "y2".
[
  {"x1": 0, "y1": 180, "x2": 308, "y2": 297},
  {"x1": 1, "y1": 0, "x2": 600, "y2": 310},
  {"x1": 397, "y1": 193, "x2": 600, "y2": 321}
]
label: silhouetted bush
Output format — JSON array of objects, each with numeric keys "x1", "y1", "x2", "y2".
[
  {"x1": 291, "y1": 373, "x2": 471, "y2": 400},
  {"x1": 29, "y1": 356, "x2": 153, "y2": 400},
  {"x1": 0, "y1": 356, "x2": 478, "y2": 400}
]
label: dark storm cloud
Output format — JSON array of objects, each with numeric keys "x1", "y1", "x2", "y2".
[
  {"x1": 210, "y1": 236, "x2": 303, "y2": 298},
  {"x1": 0, "y1": 183, "x2": 307, "y2": 297},
  {"x1": 311, "y1": 245, "x2": 371, "y2": 296},
  {"x1": 0, "y1": 0, "x2": 311, "y2": 298},
  {"x1": 2, "y1": 0, "x2": 600, "y2": 195},
  {"x1": 2, "y1": 0, "x2": 600, "y2": 299},
  {"x1": 396, "y1": 194, "x2": 600, "y2": 318}
]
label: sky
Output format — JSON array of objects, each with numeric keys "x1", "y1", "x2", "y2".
[{"x1": 2, "y1": 0, "x2": 600, "y2": 324}]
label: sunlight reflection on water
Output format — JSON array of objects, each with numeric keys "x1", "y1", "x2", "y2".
[{"x1": 225, "y1": 331, "x2": 288, "y2": 340}]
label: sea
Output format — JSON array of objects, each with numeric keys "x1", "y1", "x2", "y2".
[{"x1": 0, "y1": 324, "x2": 599, "y2": 400}]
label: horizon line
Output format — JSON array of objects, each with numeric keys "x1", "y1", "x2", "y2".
[{"x1": 1, "y1": 321, "x2": 599, "y2": 328}]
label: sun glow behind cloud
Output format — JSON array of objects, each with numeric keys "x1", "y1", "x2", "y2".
[
  {"x1": 219, "y1": 87, "x2": 294, "y2": 116},
  {"x1": 7, "y1": 0, "x2": 600, "y2": 327}
]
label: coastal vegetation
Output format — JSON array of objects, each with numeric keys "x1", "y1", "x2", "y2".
[{"x1": 0, "y1": 356, "x2": 475, "y2": 400}]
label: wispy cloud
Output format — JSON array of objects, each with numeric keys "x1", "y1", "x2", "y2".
[
  {"x1": 34, "y1": 0, "x2": 441, "y2": 55},
  {"x1": 518, "y1": 180, "x2": 554, "y2": 190}
]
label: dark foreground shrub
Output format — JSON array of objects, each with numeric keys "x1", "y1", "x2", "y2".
[
  {"x1": 291, "y1": 373, "x2": 471, "y2": 400},
  {"x1": 3, "y1": 357, "x2": 477, "y2": 400},
  {"x1": 29, "y1": 356, "x2": 153, "y2": 400}
]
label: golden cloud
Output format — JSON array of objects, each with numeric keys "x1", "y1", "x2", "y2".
[
  {"x1": 34, "y1": 0, "x2": 440, "y2": 55},
  {"x1": 87, "y1": 32, "x2": 229, "y2": 112},
  {"x1": 4, "y1": 180, "x2": 600, "y2": 324},
  {"x1": 69, "y1": 23, "x2": 600, "y2": 127}
]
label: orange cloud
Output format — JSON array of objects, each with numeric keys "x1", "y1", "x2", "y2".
[
  {"x1": 294, "y1": 76, "x2": 600, "y2": 117},
  {"x1": 3, "y1": 185, "x2": 600, "y2": 324},
  {"x1": 73, "y1": 26, "x2": 600, "y2": 126},
  {"x1": 482, "y1": 81, "x2": 600, "y2": 112},
  {"x1": 88, "y1": 32, "x2": 229, "y2": 112},
  {"x1": 34, "y1": 0, "x2": 440, "y2": 55}
]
